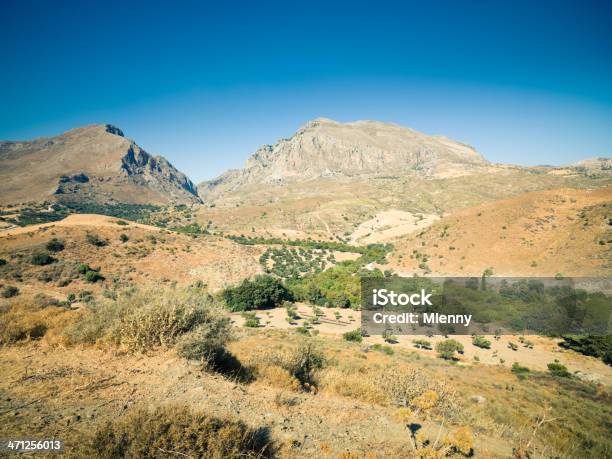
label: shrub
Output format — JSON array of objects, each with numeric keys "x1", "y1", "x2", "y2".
[
  {"x1": 383, "y1": 330, "x2": 398, "y2": 344},
  {"x1": 80, "y1": 405, "x2": 272, "y2": 458},
  {"x1": 371, "y1": 343, "x2": 394, "y2": 355},
  {"x1": 76, "y1": 263, "x2": 90, "y2": 274},
  {"x1": 241, "y1": 312, "x2": 260, "y2": 328},
  {"x1": 1, "y1": 285, "x2": 19, "y2": 298},
  {"x1": 86, "y1": 233, "x2": 108, "y2": 247},
  {"x1": 119, "y1": 233, "x2": 129, "y2": 243},
  {"x1": 0, "y1": 258, "x2": 6, "y2": 266},
  {"x1": 472, "y1": 335, "x2": 491, "y2": 349},
  {"x1": 45, "y1": 238, "x2": 65, "y2": 252},
  {"x1": 31, "y1": 251, "x2": 54, "y2": 265},
  {"x1": 436, "y1": 339, "x2": 464, "y2": 360},
  {"x1": 285, "y1": 340, "x2": 326, "y2": 387},
  {"x1": 375, "y1": 366, "x2": 458, "y2": 417},
  {"x1": 84, "y1": 270, "x2": 104, "y2": 283},
  {"x1": 64, "y1": 288, "x2": 227, "y2": 352},
  {"x1": 342, "y1": 329, "x2": 363, "y2": 343},
  {"x1": 508, "y1": 341, "x2": 518, "y2": 351},
  {"x1": 115, "y1": 291, "x2": 226, "y2": 352},
  {"x1": 258, "y1": 339, "x2": 326, "y2": 388},
  {"x1": 0, "y1": 299, "x2": 72, "y2": 344},
  {"x1": 548, "y1": 361, "x2": 572, "y2": 378},
  {"x1": 511, "y1": 362, "x2": 530, "y2": 379},
  {"x1": 222, "y1": 275, "x2": 291, "y2": 311},
  {"x1": 412, "y1": 338, "x2": 432, "y2": 350}
]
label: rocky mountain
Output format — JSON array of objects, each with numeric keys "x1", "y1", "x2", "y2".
[
  {"x1": 572, "y1": 157, "x2": 612, "y2": 173},
  {"x1": 200, "y1": 118, "x2": 489, "y2": 197},
  {"x1": 0, "y1": 124, "x2": 201, "y2": 205}
]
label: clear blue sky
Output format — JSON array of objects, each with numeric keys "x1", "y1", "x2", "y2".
[{"x1": 1, "y1": 0, "x2": 611, "y2": 182}]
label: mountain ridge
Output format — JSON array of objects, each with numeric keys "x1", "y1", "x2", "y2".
[
  {"x1": 199, "y1": 118, "x2": 492, "y2": 198},
  {"x1": 0, "y1": 124, "x2": 201, "y2": 206}
]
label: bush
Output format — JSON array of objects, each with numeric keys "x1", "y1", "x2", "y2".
[
  {"x1": 436, "y1": 339, "x2": 464, "y2": 360},
  {"x1": 114, "y1": 291, "x2": 226, "y2": 352},
  {"x1": 45, "y1": 238, "x2": 65, "y2": 252},
  {"x1": 64, "y1": 288, "x2": 227, "y2": 352},
  {"x1": 412, "y1": 338, "x2": 432, "y2": 350},
  {"x1": 86, "y1": 233, "x2": 108, "y2": 247},
  {"x1": 84, "y1": 270, "x2": 104, "y2": 283},
  {"x1": 80, "y1": 405, "x2": 272, "y2": 458},
  {"x1": 0, "y1": 258, "x2": 6, "y2": 266},
  {"x1": 548, "y1": 361, "x2": 572, "y2": 378},
  {"x1": 0, "y1": 299, "x2": 72, "y2": 344},
  {"x1": 259, "y1": 339, "x2": 326, "y2": 388},
  {"x1": 1, "y1": 285, "x2": 19, "y2": 298},
  {"x1": 472, "y1": 335, "x2": 491, "y2": 349},
  {"x1": 342, "y1": 329, "x2": 363, "y2": 342},
  {"x1": 511, "y1": 362, "x2": 530, "y2": 379},
  {"x1": 222, "y1": 275, "x2": 291, "y2": 311},
  {"x1": 375, "y1": 366, "x2": 458, "y2": 417},
  {"x1": 119, "y1": 233, "x2": 129, "y2": 243},
  {"x1": 241, "y1": 312, "x2": 260, "y2": 328},
  {"x1": 31, "y1": 251, "x2": 54, "y2": 265}
]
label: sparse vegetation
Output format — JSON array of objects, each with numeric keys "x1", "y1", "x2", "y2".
[
  {"x1": 1, "y1": 285, "x2": 19, "y2": 298},
  {"x1": 80, "y1": 405, "x2": 272, "y2": 458},
  {"x1": 31, "y1": 251, "x2": 54, "y2": 265},
  {"x1": 436, "y1": 339, "x2": 464, "y2": 360},
  {"x1": 471, "y1": 335, "x2": 491, "y2": 349},
  {"x1": 342, "y1": 328, "x2": 363, "y2": 342},
  {"x1": 45, "y1": 238, "x2": 65, "y2": 252}
]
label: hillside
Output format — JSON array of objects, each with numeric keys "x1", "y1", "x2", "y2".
[
  {"x1": 388, "y1": 186, "x2": 612, "y2": 277},
  {"x1": 200, "y1": 118, "x2": 489, "y2": 198},
  {"x1": 0, "y1": 124, "x2": 201, "y2": 206}
]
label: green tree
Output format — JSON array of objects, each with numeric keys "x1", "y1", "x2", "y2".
[{"x1": 222, "y1": 275, "x2": 291, "y2": 311}]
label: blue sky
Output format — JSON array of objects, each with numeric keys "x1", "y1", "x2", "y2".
[{"x1": 1, "y1": 0, "x2": 611, "y2": 182}]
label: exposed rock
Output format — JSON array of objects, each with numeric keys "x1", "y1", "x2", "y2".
[{"x1": 200, "y1": 118, "x2": 489, "y2": 198}]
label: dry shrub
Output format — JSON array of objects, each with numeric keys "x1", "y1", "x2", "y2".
[
  {"x1": 247, "y1": 339, "x2": 326, "y2": 389},
  {"x1": 319, "y1": 367, "x2": 386, "y2": 404},
  {"x1": 444, "y1": 426, "x2": 474, "y2": 456},
  {"x1": 78, "y1": 405, "x2": 273, "y2": 458},
  {"x1": 0, "y1": 296, "x2": 73, "y2": 345},
  {"x1": 259, "y1": 365, "x2": 301, "y2": 391},
  {"x1": 375, "y1": 366, "x2": 459, "y2": 418},
  {"x1": 64, "y1": 287, "x2": 229, "y2": 353}
]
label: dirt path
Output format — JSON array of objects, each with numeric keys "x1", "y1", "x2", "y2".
[{"x1": 350, "y1": 209, "x2": 439, "y2": 244}]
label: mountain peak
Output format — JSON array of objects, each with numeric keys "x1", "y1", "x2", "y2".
[
  {"x1": 201, "y1": 119, "x2": 489, "y2": 197},
  {"x1": 0, "y1": 125, "x2": 201, "y2": 205}
]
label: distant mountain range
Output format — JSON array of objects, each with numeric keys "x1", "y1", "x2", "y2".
[
  {"x1": 0, "y1": 124, "x2": 201, "y2": 206},
  {"x1": 0, "y1": 120, "x2": 608, "y2": 206}
]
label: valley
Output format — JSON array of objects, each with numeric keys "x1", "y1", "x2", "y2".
[{"x1": 0, "y1": 119, "x2": 610, "y2": 458}]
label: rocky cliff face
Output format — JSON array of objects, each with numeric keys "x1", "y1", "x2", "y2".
[
  {"x1": 0, "y1": 124, "x2": 201, "y2": 205},
  {"x1": 200, "y1": 118, "x2": 489, "y2": 197}
]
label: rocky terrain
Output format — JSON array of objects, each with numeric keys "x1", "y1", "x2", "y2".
[
  {"x1": 0, "y1": 124, "x2": 201, "y2": 206},
  {"x1": 200, "y1": 118, "x2": 490, "y2": 198}
]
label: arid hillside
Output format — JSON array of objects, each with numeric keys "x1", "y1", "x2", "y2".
[
  {"x1": 0, "y1": 124, "x2": 201, "y2": 205},
  {"x1": 0, "y1": 214, "x2": 263, "y2": 296},
  {"x1": 388, "y1": 186, "x2": 612, "y2": 277}
]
